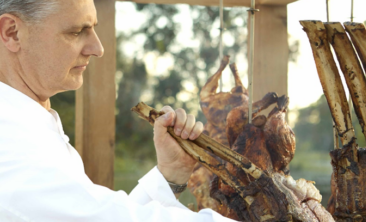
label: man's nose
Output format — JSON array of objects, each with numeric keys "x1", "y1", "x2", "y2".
[{"x1": 82, "y1": 30, "x2": 104, "y2": 58}]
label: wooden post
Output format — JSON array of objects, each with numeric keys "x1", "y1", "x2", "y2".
[
  {"x1": 75, "y1": 0, "x2": 116, "y2": 189},
  {"x1": 248, "y1": 5, "x2": 288, "y2": 106}
]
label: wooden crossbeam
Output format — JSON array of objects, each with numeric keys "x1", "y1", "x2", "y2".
[{"x1": 116, "y1": 0, "x2": 297, "y2": 7}]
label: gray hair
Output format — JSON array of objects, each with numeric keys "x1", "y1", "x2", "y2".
[{"x1": 0, "y1": 0, "x2": 59, "y2": 23}]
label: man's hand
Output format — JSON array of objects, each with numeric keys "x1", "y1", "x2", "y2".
[{"x1": 154, "y1": 106, "x2": 204, "y2": 187}]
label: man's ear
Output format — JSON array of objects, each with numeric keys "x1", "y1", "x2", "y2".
[{"x1": 0, "y1": 14, "x2": 21, "y2": 53}]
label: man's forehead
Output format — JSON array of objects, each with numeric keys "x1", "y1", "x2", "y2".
[{"x1": 55, "y1": 0, "x2": 97, "y2": 26}]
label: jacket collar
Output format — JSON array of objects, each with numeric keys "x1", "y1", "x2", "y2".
[{"x1": 0, "y1": 81, "x2": 60, "y2": 133}]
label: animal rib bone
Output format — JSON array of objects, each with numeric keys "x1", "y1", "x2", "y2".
[
  {"x1": 343, "y1": 22, "x2": 366, "y2": 141},
  {"x1": 344, "y1": 22, "x2": 366, "y2": 76},
  {"x1": 300, "y1": 20, "x2": 355, "y2": 147},
  {"x1": 302, "y1": 20, "x2": 366, "y2": 221}
]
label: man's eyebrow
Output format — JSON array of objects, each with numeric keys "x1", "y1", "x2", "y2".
[{"x1": 70, "y1": 22, "x2": 98, "y2": 29}]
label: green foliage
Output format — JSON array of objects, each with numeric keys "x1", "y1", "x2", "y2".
[
  {"x1": 293, "y1": 95, "x2": 366, "y2": 152},
  {"x1": 293, "y1": 95, "x2": 334, "y2": 152},
  {"x1": 50, "y1": 91, "x2": 75, "y2": 146},
  {"x1": 152, "y1": 70, "x2": 183, "y2": 107}
]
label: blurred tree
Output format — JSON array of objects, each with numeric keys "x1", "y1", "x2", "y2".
[
  {"x1": 293, "y1": 95, "x2": 334, "y2": 152},
  {"x1": 115, "y1": 4, "x2": 249, "y2": 161},
  {"x1": 293, "y1": 95, "x2": 366, "y2": 152}
]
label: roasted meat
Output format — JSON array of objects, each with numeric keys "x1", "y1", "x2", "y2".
[
  {"x1": 302, "y1": 20, "x2": 366, "y2": 221},
  {"x1": 264, "y1": 95, "x2": 295, "y2": 174},
  {"x1": 226, "y1": 92, "x2": 278, "y2": 148},
  {"x1": 132, "y1": 102, "x2": 333, "y2": 222},
  {"x1": 211, "y1": 123, "x2": 274, "y2": 221},
  {"x1": 185, "y1": 55, "x2": 331, "y2": 221},
  {"x1": 200, "y1": 55, "x2": 247, "y2": 134}
]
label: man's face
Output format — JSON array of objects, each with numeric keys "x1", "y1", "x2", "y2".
[{"x1": 19, "y1": 0, "x2": 104, "y2": 98}]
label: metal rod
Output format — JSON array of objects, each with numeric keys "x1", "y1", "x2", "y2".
[
  {"x1": 326, "y1": 0, "x2": 329, "y2": 22},
  {"x1": 219, "y1": 0, "x2": 224, "y2": 92},
  {"x1": 351, "y1": 0, "x2": 354, "y2": 22},
  {"x1": 248, "y1": 0, "x2": 256, "y2": 124}
]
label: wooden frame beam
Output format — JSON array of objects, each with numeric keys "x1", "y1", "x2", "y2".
[
  {"x1": 249, "y1": 5, "x2": 288, "y2": 111},
  {"x1": 117, "y1": 0, "x2": 297, "y2": 7},
  {"x1": 75, "y1": 0, "x2": 116, "y2": 189}
]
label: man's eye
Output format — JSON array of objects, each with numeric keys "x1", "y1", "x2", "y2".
[
  {"x1": 73, "y1": 31, "x2": 82, "y2": 36},
  {"x1": 72, "y1": 29, "x2": 84, "y2": 36}
]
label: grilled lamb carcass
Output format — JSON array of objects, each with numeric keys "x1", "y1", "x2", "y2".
[
  {"x1": 189, "y1": 58, "x2": 277, "y2": 216},
  {"x1": 200, "y1": 55, "x2": 248, "y2": 146},
  {"x1": 210, "y1": 96, "x2": 294, "y2": 221},
  {"x1": 132, "y1": 101, "x2": 334, "y2": 221},
  {"x1": 210, "y1": 122, "x2": 274, "y2": 221},
  {"x1": 185, "y1": 55, "x2": 332, "y2": 221}
]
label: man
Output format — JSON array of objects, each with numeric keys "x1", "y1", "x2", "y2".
[{"x1": 0, "y1": 0, "x2": 236, "y2": 221}]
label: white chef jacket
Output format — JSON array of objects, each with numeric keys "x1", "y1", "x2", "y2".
[{"x1": 0, "y1": 82, "x2": 236, "y2": 222}]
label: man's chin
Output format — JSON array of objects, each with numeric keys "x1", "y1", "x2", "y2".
[
  {"x1": 59, "y1": 79, "x2": 84, "y2": 93},
  {"x1": 70, "y1": 82, "x2": 83, "y2": 91}
]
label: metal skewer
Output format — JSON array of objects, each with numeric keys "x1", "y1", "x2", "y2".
[
  {"x1": 351, "y1": 0, "x2": 354, "y2": 22},
  {"x1": 326, "y1": 0, "x2": 330, "y2": 22},
  {"x1": 247, "y1": 0, "x2": 259, "y2": 124},
  {"x1": 219, "y1": 0, "x2": 224, "y2": 92}
]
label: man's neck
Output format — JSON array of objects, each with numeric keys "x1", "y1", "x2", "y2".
[{"x1": 0, "y1": 69, "x2": 51, "y2": 111}]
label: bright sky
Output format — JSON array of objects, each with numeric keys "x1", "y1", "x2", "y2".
[{"x1": 115, "y1": 0, "x2": 366, "y2": 111}]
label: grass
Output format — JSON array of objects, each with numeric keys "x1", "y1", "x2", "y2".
[{"x1": 290, "y1": 150, "x2": 333, "y2": 206}]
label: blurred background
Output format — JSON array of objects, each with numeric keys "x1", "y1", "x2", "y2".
[{"x1": 51, "y1": 0, "x2": 366, "y2": 207}]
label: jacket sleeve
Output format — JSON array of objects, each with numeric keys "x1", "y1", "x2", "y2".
[{"x1": 0, "y1": 155, "x2": 237, "y2": 222}]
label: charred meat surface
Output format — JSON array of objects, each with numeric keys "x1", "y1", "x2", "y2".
[
  {"x1": 200, "y1": 55, "x2": 248, "y2": 132},
  {"x1": 186, "y1": 56, "x2": 331, "y2": 221},
  {"x1": 226, "y1": 92, "x2": 278, "y2": 148},
  {"x1": 264, "y1": 95, "x2": 296, "y2": 174}
]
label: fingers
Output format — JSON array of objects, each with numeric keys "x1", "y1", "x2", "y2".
[
  {"x1": 158, "y1": 106, "x2": 204, "y2": 140},
  {"x1": 174, "y1": 109, "x2": 204, "y2": 140},
  {"x1": 174, "y1": 108, "x2": 187, "y2": 136},
  {"x1": 161, "y1": 106, "x2": 175, "y2": 126},
  {"x1": 189, "y1": 121, "x2": 204, "y2": 140},
  {"x1": 180, "y1": 114, "x2": 195, "y2": 139}
]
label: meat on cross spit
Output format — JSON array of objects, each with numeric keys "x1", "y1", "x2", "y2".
[
  {"x1": 131, "y1": 55, "x2": 333, "y2": 221},
  {"x1": 301, "y1": 20, "x2": 366, "y2": 222}
]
